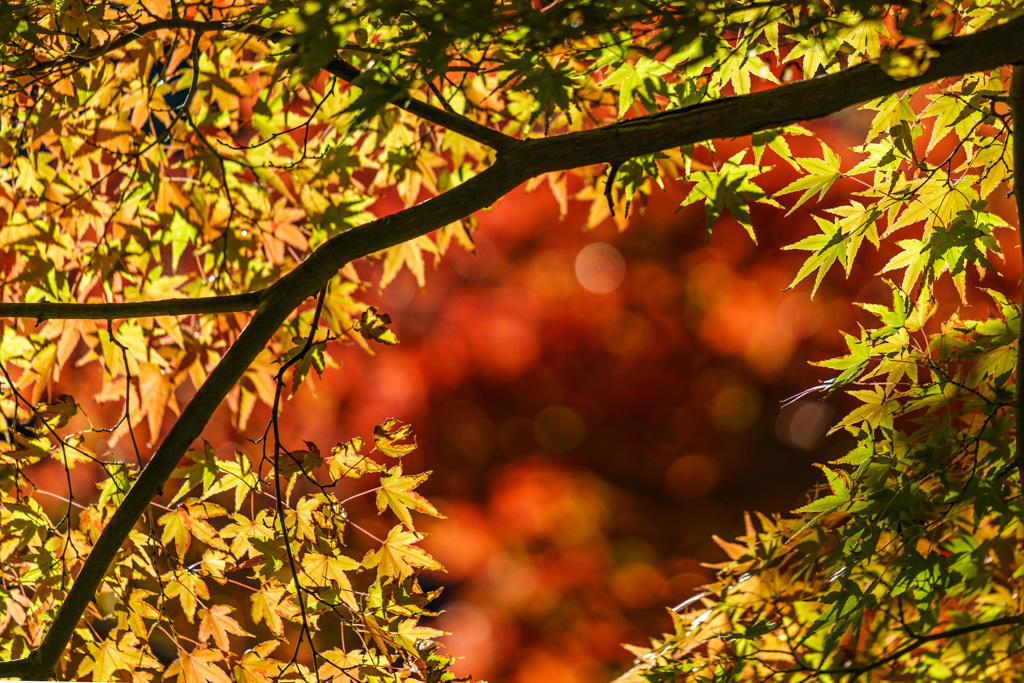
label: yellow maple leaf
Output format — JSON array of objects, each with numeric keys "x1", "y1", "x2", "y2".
[
  {"x1": 233, "y1": 642, "x2": 283, "y2": 683},
  {"x1": 302, "y1": 552, "x2": 361, "y2": 609},
  {"x1": 198, "y1": 604, "x2": 253, "y2": 651},
  {"x1": 77, "y1": 633, "x2": 158, "y2": 681},
  {"x1": 163, "y1": 569, "x2": 209, "y2": 622},
  {"x1": 326, "y1": 437, "x2": 381, "y2": 479},
  {"x1": 363, "y1": 526, "x2": 444, "y2": 581},
  {"x1": 167, "y1": 647, "x2": 232, "y2": 683},
  {"x1": 250, "y1": 582, "x2": 287, "y2": 637},
  {"x1": 372, "y1": 418, "x2": 417, "y2": 458},
  {"x1": 158, "y1": 502, "x2": 229, "y2": 561},
  {"x1": 376, "y1": 464, "x2": 445, "y2": 530}
]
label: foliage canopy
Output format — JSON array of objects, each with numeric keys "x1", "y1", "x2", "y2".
[{"x1": 2, "y1": 0, "x2": 1024, "y2": 681}]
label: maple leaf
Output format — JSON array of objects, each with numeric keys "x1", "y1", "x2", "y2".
[
  {"x1": 376, "y1": 464, "x2": 445, "y2": 530},
  {"x1": 166, "y1": 646, "x2": 233, "y2": 683},
  {"x1": 204, "y1": 450, "x2": 259, "y2": 512},
  {"x1": 158, "y1": 502, "x2": 230, "y2": 561},
  {"x1": 251, "y1": 582, "x2": 287, "y2": 637},
  {"x1": 198, "y1": 604, "x2": 253, "y2": 651},
  {"x1": 126, "y1": 589, "x2": 161, "y2": 638},
  {"x1": 138, "y1": 360, "x2": 178, "y2": 438},
  {"x1": 836, "y1": 386, "x2": 896, "y2": 431},
  {"x1": 325, "y1": 436, "x2": 382, "y2": 479},
  {"x1": 170, "y1": 443, "x2": 220, "y2": 505},
  {"x1": 602, "y1": 55, "x2": 675, "y2": 117},
  {"x1": 283, "y1": 495, "x2": 323, "y2": 543},
  {"x1": 318, "y1": 648, "x2": 365, "y2": 682},
  {"x1": 678, "y1": 151, "x2": 782, "y2": 242},
  {"x1": 393, "y1": 619, "x2": 447, "y2": 652},
  {"x1": 379, "y1": 236, "x2": 436, "y2": 290},
  {"x1": 355, "y1": 307, "x2": 399, "y2": 345},
  {"x1": 220, "y1": 511, "x2": 276, "y2": 560},
  {"x1": 774, "y1": 142, "x2": 843, "y2": 214},
  {"x1": 783, "y1": 215, "x2": 848, "y2": 297},
  {"x1": 302, "y1": 552, "x2": 361, "y2": 609},
  {"x1": 36, "y1": 393, "x2": 79, "y2": 429},
  {"x1": 77, "y1": 632, "x2": 159, "y2": 681},
  {"x1": 372, "y1": 418, "x2": 417, "y2": 458},
  {"x1": 233, "y1": 642, "x2": 284, "y2": 683},
  {"x1": 163, "y1": 569, "x2": 210, "y2": 622},
  {"x1": 363, "y1": 526, "x2": 444, "y2": 581}
]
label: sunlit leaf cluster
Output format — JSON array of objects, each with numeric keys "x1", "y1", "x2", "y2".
[
  {"x1": 0, "y1": 410, "x2": 450, "y2": 682},
  {"x1": 2, "y1": 0, "x2": 1024, "y2": 681},
  {"x1": 616, "y1": 4, "x2": 1024, "y2": 682}
]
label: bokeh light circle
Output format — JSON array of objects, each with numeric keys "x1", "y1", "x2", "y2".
[{"x1": 575, "y1": 242, "x2": 626, "y2": 294}]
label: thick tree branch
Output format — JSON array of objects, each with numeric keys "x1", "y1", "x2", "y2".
[
  {"x1": 4, "y1": 12, "x2": 1024, "y2": 680},
  {"x1": 521, "y1": 12, "x2": 1024, "y2": 172},
  {"x1": 0, "y1": 291, "x2": 264, "y2": 322}
]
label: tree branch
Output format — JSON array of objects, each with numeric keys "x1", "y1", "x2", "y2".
[
  {"x1": 0, "y1": 291, "x2": 264, "y2": 322},
  {"x1": 236, "y1": 26, "x2": 518, "y2": 152},
  {"x1": 0, "y1": 159, "x2": 524, "y2": 680},
  {"x1": 520, "y1": 12, "x2": 1024, "y2": 173},
  {"x1": 4, "y1": 12, "x2": 1024, "y2": 680},
  {"x1": 20, "y1": 18, "x2": 234, "y2": 75},
  {"x1": 811, "y1": 613, "x2": 1024, "y2": 676}
]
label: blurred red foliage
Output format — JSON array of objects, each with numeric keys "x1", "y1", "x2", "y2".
[{"x1": 271, "y1": 119, "x2": 879, "y2": 681}]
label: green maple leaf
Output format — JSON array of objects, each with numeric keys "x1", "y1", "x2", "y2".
[
  {"x1": 205, "y1": 451, "x2": 259, "y2": 512},
  {"x1": 784, "y1": 215, "x2": 848, "y2": 297},
  {"x1": 602, "y1": 55, "x2": 675, "y2": 117},
  {"x1": 170, "y1": 442, "x2": 220, "y2": 505},
  {"x1": 838, "y1": 386, "x2": 896, "y2": 431},
  {"x1": 774, "y1": 142, "x2": 843, "y2": 214},
  {"x1": 679, "y1": 151, "x2": 781, "y2": 241}
]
